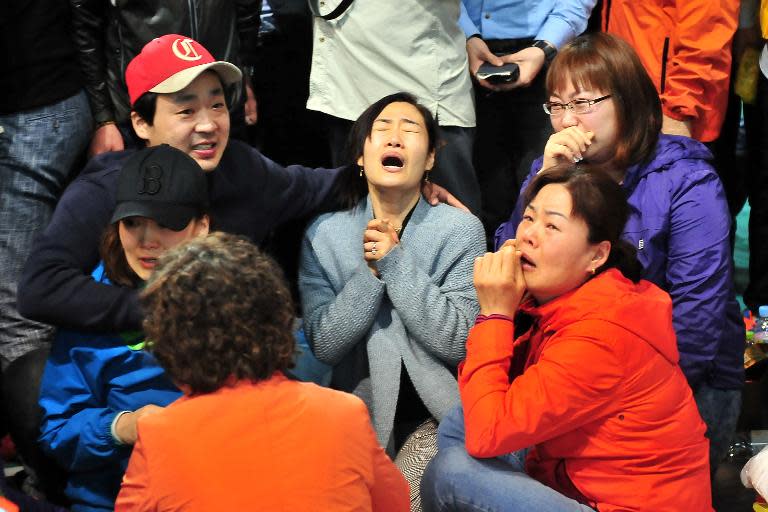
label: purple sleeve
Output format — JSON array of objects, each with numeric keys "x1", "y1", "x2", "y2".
[
  {"x1": 493, "y1": 157, "x2": 542, "y2": 250},
  {"x1": 665, "y1": 167, "x2": 741, "y2": 388}
]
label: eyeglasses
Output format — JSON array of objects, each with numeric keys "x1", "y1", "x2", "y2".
[{"x1": 542, "y1": 95, "x2": 612, "y2": 116}]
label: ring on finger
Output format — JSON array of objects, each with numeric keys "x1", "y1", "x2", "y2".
[
  {"x1": 372, "y1": 241, "x2": 377, "y2": 251},
  {"x1": 371, "y1": 248, "x2": 378, "y2": 256}
]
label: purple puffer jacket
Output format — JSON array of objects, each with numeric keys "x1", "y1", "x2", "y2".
[{"x1": 495, "y1": 134, "x2": 744, "y2": 391}]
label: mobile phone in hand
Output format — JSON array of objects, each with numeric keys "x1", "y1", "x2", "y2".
[{"x1": 476, "y1": 62, "x2": 520, "y2": 84}]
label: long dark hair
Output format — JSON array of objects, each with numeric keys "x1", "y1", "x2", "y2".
[
  {"x1": 100, "y1": 223, "x2": 142, "y2": 288},
  {"x1": 546, "y1": 33, "x2": 662, "y2": 172},
  {"x1": 332, "y1": 92, "x2": 439, "y2": 209},
  {"x1": 522, "y1": 163, "x2": 643, "y2": 282}
]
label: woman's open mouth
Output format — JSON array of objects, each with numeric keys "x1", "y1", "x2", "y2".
[
  {"x1": 381, "y1": 154, "x2": 404, "y2": 172},
  {"x1": 520, "y1": 254, "x2": 536, "y2": 271}
]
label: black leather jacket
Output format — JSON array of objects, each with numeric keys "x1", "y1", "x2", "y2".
[{"x1": 70, "y1": 0, "x2": 261, "y2": 124}]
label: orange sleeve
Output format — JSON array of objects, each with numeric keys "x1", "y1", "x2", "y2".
[
  {"x1": 369, "y1": 443, "x2": 410, "y2": 512},
  {"x1": 458, "y1": 319, "x2": 624, "y2": 458},
  {"x1": 662, "y1": 0, "x2": 739, "y2": 132},
  {"x1": 115, "y1": 436, "x2": 153, "y2": 512}
]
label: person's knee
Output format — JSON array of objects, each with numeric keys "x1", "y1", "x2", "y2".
[
  {"x1": 436, "y1": 404, "x2": 466, "y2": 450},
  {"x1": 4, "y1": 347, "x2": 49, "y2": 439},
  {"x1": 421, "y1": 446, "x2": 468, "y2": 512}
]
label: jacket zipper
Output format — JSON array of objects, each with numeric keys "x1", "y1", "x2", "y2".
[
  {"x1": 188, "y1": 0, "x2": 199, "y2": 40},
  {"x1": 660, "y1": 37, "x2": 670, "y2": 94}
]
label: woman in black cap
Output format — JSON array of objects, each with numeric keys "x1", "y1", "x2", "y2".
[{"x1": 37, "y1": 144, "x2": 210, "y2": 512}]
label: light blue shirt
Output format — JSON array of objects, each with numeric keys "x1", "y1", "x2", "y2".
[{"x1": 459, "y1": 0, "x2": 597, "y2": 48}]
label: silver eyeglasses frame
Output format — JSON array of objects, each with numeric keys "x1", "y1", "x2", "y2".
[{"x1": 542, "y1": 94, "x2": 613, "y2": 116}]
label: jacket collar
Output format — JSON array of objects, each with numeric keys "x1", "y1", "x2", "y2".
[{"x1": 622, "y1": 134, "x2": 714, "y2": 190}]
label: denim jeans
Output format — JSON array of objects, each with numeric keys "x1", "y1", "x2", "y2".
[
  {"x1": 0, "y1": 90, "x2": 92, "y2": 366},
  {"x1": 421, "y1": 405, "x2": 595, "y2": 512},
  {"x1": 693, "y1": 383, "x2": 742, "y2": 478}
]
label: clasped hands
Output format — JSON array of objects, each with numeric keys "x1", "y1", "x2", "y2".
[
  {"x1": 363, "y1": 219, "x2": 400, "y2": 277},
  {"x1": 474, "y1": 239, "x2": 527, "y2": 317}
]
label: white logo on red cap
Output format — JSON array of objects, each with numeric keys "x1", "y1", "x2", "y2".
[{"x1": 172, "y1": 38, "x2": 203, "y2": 62}]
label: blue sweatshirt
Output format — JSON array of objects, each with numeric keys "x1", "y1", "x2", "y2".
[{"x1": 38, "y1": 266, "x2": 181, "y2": 512}]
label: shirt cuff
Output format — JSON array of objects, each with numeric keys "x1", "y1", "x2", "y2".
[
  {"x1": 475, "y1": 313, "x2": 514, "y2": 325},
  {"x1": 111, "y1": 410, "x2": 132, "y2": 445}
]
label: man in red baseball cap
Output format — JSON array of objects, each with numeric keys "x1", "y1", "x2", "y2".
[
  {"x1": 123, "y1": 34, "x2": 243, "y2": 172},
  {"x1": 125, "y1": 35, "x2": 242, "y2": 107},
  {"x1": 18, "y1": 34, "x2": 462, "y2": 357},
  {"x1": 17, "y1": 34, "x2": 349, "y2": 335}
]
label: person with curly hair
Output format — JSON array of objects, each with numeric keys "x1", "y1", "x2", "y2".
[
  {"x1": 115, "y1": 232, "x2": 409, "y2": 511},
  {"x1": 38, "y1": 145, "x2": 210, "y2": 512}
]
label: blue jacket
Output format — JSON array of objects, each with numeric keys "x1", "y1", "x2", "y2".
[
  {"x1": 38, "y1": 266, "x2": 181, "y2": 512},
  {"x1": 495, "y1": 134, "x2": 744, "y2": 390}
]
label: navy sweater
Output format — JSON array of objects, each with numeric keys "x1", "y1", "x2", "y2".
[{"x1": 18, "y1": 140, "x2": 341, "y2": 332}]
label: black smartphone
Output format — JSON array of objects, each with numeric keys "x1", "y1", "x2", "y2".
[{"x1": 476, "y1": 62, "x2": 520, "y2": 84}]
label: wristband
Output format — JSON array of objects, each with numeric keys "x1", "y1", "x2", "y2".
[
  {"x1": 531, "y1": 40, "x2": 557, "y2": 63},
  {"x1": 111, "y1": 410, "x2": 131, "y2": 445}
]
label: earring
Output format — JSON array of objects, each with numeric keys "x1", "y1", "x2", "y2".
[
  {"x1": 589, "y1": 267, "x2": 596, "y2": 275},
  {"x1": 359, "y1": 167, "x2": 364, "y2": 177},
  {"x1": 424, "y1": 171, "x2": 430, "y2": 183}
]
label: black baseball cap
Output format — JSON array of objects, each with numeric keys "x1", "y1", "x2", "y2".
[{"x1": 110, "y1": 144, "x2": 209, "y2": 231}]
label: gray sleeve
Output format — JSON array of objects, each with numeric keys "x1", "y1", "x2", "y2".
[
  {"x1": 376, "y1": 214, "x2": 486, "y2": 366},
  {"x1": 298, "y1": 233, "x2": 385, "y2": 365}
]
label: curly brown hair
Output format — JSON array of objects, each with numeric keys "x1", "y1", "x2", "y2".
[{"x1": 140, "y1": 232, "x2": 296, "y2": 394}]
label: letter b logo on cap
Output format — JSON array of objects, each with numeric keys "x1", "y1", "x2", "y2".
[
  {"x1": 138, "y1": 164, "x2": 163, "y2": 195},
  {"x1": 172, "y1": 38, "x2": 203, "y2": 61}
]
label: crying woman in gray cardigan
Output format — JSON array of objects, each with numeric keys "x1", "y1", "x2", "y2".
[{"x1": 298, "y1": 94, "x2": 485, "y2": 453}]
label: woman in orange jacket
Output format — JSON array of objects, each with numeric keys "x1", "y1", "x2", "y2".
[
  {"x1": 421, "y1": 164, "x2": 711, "y2": 511},
  {"x1": 115, "y1": 233, "x2": 409, "y2": 512}
]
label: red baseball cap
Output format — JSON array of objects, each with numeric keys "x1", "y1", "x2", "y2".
[{"x1": 125, "y1": 34, "x2": 242, "y2": 106}]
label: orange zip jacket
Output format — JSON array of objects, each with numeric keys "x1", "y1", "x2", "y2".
[
  {"x1": 603, "y1": 0, "x2": 739, "y2": 142},
  {"x1": 116, "y1": 374, "x2": 409, "y2": 512},
  {"x1": 459, "y1": 269, "x2": 711, "y2": 511}
]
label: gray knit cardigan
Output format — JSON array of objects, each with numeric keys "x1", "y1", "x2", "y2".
[{"x1": 299, "y1": 196, "x2": 485, "y2": 448}]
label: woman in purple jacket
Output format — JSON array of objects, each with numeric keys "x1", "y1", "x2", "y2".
[{"x1": 495, "y1": 32, "x2": 743, "y2": 478}]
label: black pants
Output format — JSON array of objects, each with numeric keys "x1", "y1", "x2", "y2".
[
  {"x1": 3, "y1": 347, "x2": 69, "y2": 505},
  {"x1": 473, "y1": 39, "x2": 552, "y2": 244}
]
